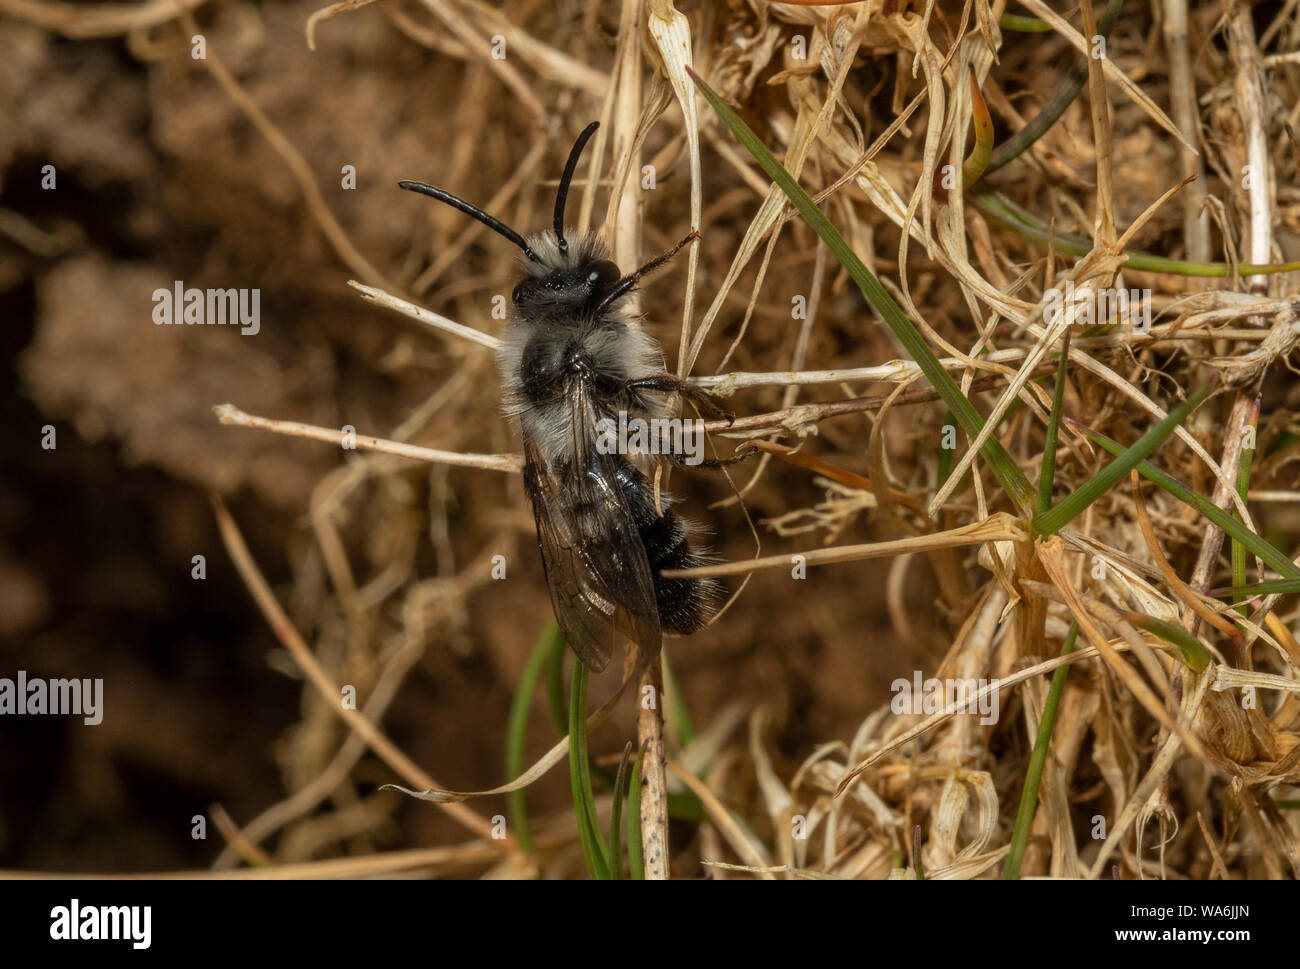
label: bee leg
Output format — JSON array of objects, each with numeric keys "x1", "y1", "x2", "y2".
[
  {"x1": 660, "y1": 450, "x2": 755, "y2": 471},
  {"x1": 625, "y1": 375, "x2": 735, "y2": 425}
]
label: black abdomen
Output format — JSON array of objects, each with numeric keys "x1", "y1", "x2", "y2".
[{"x1": 612, "y1": 459, "x2": 717, "y2": 634}]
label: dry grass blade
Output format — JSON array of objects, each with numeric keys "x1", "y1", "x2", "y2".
[
  {"x1": 210, "y1": 495, "x2": 503, "y2": 845},
  {"x1": 662, "y1": 514, "x2": 1027, "y2": 579},
  {"x1": 0, "y1": 0, "x2": 211, "y2": 37},
  {"x1": 1130, "y1": 470, "x2": 1243, "y2": 650},
  {"x1": 348, "y1": 281, "x2": 500, "y2": 350},
  {"x1": 1085, "y1": 668, "x2": 1215, "y2": 878},
  {"x1": 213, "y1": 404, "x2": 522, "y2": 473},
  {"x1": 834, "y1": 642, "x2": 1112, "y2": 797},
  {"x1": 668, "y1": 760, "x2": 773, "y2": 877},
  {"x1": 737, "y1": 439, "x2": 927, "y2": 513},
  {"x1": 1037, "y1": 537, "x2": 1208, "y2": 762},
  {"x1": 384, "y1": 672, "x2": 632, "y2": 803},
  {"x1": 1015, "y1": 0, "x2": 1195, "y2": 151}
]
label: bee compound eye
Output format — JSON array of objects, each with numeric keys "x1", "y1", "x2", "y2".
[{"x1": 588, "y1": 260, "x2": 621, "y2": 291}]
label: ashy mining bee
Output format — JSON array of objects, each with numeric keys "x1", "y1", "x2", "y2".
[{"x1": 399, "y1": 122, "x2": 726, "y2": 673}]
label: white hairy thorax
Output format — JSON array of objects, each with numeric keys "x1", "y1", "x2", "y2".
[{"x1": 495, "y1": 230, "x2": 671, "y2": 467}]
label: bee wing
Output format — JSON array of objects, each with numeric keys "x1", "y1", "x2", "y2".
[{"x1": 522, "y1": 383, "x2": 662, "y2": 673}]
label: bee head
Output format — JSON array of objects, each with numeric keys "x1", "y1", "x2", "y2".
[
  {"x1": 512, "y1": 245, "x2": 624, "y2": 314},
  {"x1": 400, "y1": 120, "x2": 693, "y2": 322}
]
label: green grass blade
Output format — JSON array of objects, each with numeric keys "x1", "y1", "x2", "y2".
[
  {"x1": 961, "y1": 72, "x2": 994, "y2": 186},
  {"x1": 1232, "y1": 430, "x2": 1256, "y2": 617},
  {"x1": 568, "y1": 662, "x2": 610, "y2": 879},
  {"x1": 690, "y1": 68, "x2": 1037, "y2": 518},
  {"x1": 1076, "y1": 424, "x2": 1300, "y2": 580},
  {"x1": 1211, "y1": 577, "x2": 1300, "y2": 597},
  {"x1": 505, "y1": 623, "x2": 562, "y2": 854},
  {"x1": 986, "y1": 0, "x2": 1124, "y2": 177},
  {"x1": 607, "y1": 742, "x2": 633, "y2": 880},
  {"x1": 662, "y1": 651, "x2": 696, "y2": 748},
  {"x1": 1038, "y1": 330, "x2": 1072, "y2": 516},
  {"x1": 666, "y1": 792, "x2": 707, "y2": 822},
  {"x1": 1004, "y1": 622, "x2": 1078, "y2": 879},
  {"x1": 1123, "y1": 613, "x2": 1211, "y2": 671},
  {"x1": 626, "y1": 746, "x2": 645, "y2": 881},
  {"x1": 937, "y1": 409, "x2": 956, "y2": 489},
  {"x1": 544, "y1": 625, "x2": 567, "y2": 738},
  {"x1": 550, "y1": 623, "x2": 617, "y2": 789},
  {"x1": 1034, "y1": 385, "x2": 1211, "y2": 536},
  {"x1": 999, "y1": 13, "x2": 1054, "y2": 32},
  {"x1": 1267, "y1": 430, "x2": 1298, "y2": 457},
  {"x1": 974, "y1": 190, "x2": 1300, "y2": 277}
]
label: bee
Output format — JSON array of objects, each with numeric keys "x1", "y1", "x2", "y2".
[{"x1": 399, "y1": 122, "x2": 728, "y2": 673}]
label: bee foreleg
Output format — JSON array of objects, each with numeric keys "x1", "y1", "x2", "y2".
[
  {"x1": 624, "y1": 375, "x2": 735, "y2": 425},
  {"x1": 658, "y1": 449, "x2": 755, "y2": 471}
]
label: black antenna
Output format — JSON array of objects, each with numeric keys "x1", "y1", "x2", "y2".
[
  {"x1": 398, "y1": 181, "x2": 538, "y2": 262},
  {"x1": 554, "y1": 121, "x2": 600, "y2": 253},
  {"x1": 594, "y1": 231, "x2": 699, "y2": 315}
]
